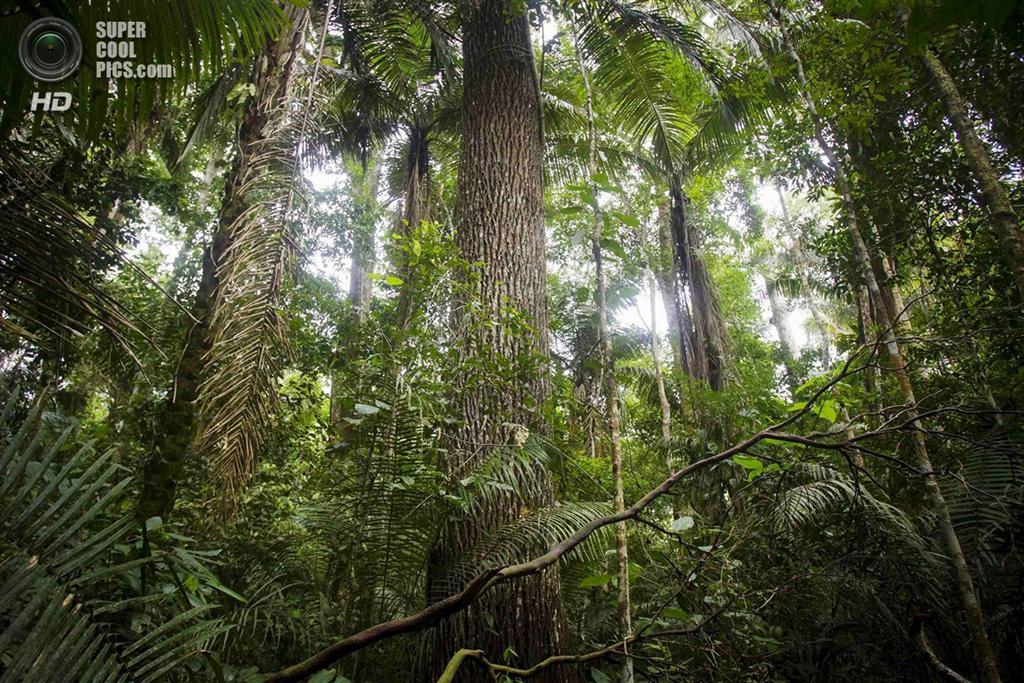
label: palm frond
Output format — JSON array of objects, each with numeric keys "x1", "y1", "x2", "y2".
[
  {"x1": 0, "y1": 139, "x2": 167, "y2": 357},
  {"x1": 0, "y1": 393, "x2": 227, "y2": 682},
  {"x1": 195, "y1": 9, "x2": 311, "y2": 508}
]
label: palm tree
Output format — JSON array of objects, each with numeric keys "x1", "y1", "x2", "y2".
[{"x1": 140, "y1": 4, "x2": 312, "y2": 520}]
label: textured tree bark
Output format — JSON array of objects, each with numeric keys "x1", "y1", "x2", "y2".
[
  {"x1": 424, "y1": 3, "x2": 574, "y2": 680},
  {"x1": 771, "y1": 4, "x2": 1003, "y2": 680},
  {"x1": 394, "y1": 124, "x2": 432, "y2": 331},
  {"x1": 138, "y1": 7, "x2": 309, "y2": 521},
  {"x1": 915, "y1": 36, "x2": 1024, "y2": 296},
  {"x1": 575, "y1": 30, "x2": 634, "y2": 681}
]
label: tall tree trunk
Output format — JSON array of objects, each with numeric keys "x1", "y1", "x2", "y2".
[
  {"x1": 348, "y1": 160, "x2": 381, "y2": 321},
  {"x1": 634, "y1": 208, "x2": 675, "y2": 516},
  {"x1": 394, "y1": 124, "x2": 432, "y2": 331},
  {"x1": 575, "y1": 29, "x2": 633, "y2": 681},
  {"x1": 138, "y1": 7, "x2": 309, "y2": 522},
  {"x1": 910, "y1": 23, "x2": 1024, "y2": 296},
  {"x1": 649, "y1": 270, "x2": 675, "y2": 517},
  {"x1": 668, "y1": 176, "x2": 728, "y2": 390},
  {"x1": 425, "y1": 2, "x2": 573, "y2": 680},
  {"x1": 330, "y1": 159, "x2": 381, "y2": 427},
  {"x1": 770, "y1": 4, "x2": 1003, "y2": 681},
  {"x1": 656, "y1": 199, "x2": 685, "y2": 376},
  {"x1": 766, "y1": 279, "x2": 798, "y2": 395}
]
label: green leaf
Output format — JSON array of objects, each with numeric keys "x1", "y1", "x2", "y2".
[
  {"x1": 601, "y1": 238, "x2": 627, "y2": 260},
  {"x1": 384, "y1": 275, "x2": 404, "y2": 286},
  {"x1": 579, "y1": 574, "x2": 613, "y2": 588},
  {"x1": 662, "y1": 607, "x2": 689, "y2": 620},
  {"x1": 732, "y1": 455, "x2": 762, "y2": 471},
  {"x1": 814, "y1": 400, "x2": 838, "y2": 423},
  {"x1": 611, "y1": 210, "x2": 640, "y2": 227},
  {"x1": 591, "y1": 669, "x2": 612, "y2": 683}
]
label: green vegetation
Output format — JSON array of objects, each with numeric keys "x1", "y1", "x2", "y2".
[{"x1": 1, "y1": 0, "x2": 1022, "y2": 681}]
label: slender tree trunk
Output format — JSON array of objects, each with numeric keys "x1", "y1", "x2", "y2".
[
  {"x1": 138, "y1": 7, "x2": 309, "y2": 521},
  {"x1": 575, "y1": 30, "x2": 633, "y2": 681},
  {"x1": 656, "y1": 199, "x2": 685, "y2": 376},
  {"x1": 330, "y1": 159, "x2": 381, "y2": 426},
  {"x1": 425, "y1": 3, "x2": 573, "y2": 680},
  {"x1": 766, "y1": 279, "x2": 798, "y2": 395},
  {"x1": 771, "y1": 5, "x2": 1003, "y2": 681},
  {"x1": 649, "y1": 271, "x2": 675, "y2": 519},
  {"x1": 911, "y1": 26, "x2": 1024, "y2": 296},
  {"x1": 348, "y1": 160, "x2": 381, "y2": 322}
]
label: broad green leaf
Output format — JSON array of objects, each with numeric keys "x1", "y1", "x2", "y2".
[{"x1": 579, "y1": 574, "x2": 613, "y2": 588}]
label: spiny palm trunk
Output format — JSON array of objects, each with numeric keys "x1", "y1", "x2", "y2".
[
  {"x1": 906, "y1": 13, "x2": 1024, "y2": 296},
  {"x1": 425, "y1": 3, "x2": 572, "y2": 680},
  {"x1": 138, "y1": 8, "x2": 309, "y2": 522},
  {"x1": 771, "y1": 5, "x2": 1002, "y2": 680},
  {"x1": 575, "y1": 30, "x2": 633, "y2": 681}
]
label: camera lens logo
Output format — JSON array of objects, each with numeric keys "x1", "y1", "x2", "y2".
[{"x1": 18, "y1": 18, "x2": 83, "y2": 82}]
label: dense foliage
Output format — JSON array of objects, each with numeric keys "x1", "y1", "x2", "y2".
[{"x1": 1, "y1": 0, "x2": 1022, "y2": 681}]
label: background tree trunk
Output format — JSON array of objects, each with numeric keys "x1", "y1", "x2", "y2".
[
  {"x1": 766, "y1": 279, "x2": 798, "y2": 395},
  {"x1": 771, "y1": 4, "x2": 1003, "y2": 679},
  {"x1": 575, "y1": 29, "x2": 634, "y2": 681},
  {"x1": 911, "y1": 23, "x2": 1024, "y2": 296},
  {"x1": 776, "y1": 186, "x2": 831, "y2": 367}
]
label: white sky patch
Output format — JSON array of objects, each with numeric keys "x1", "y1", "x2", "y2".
[{"x1": 126, "y1": 202, "x2": 184, "y2": 276}]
